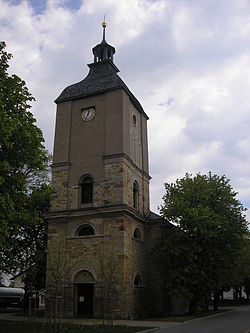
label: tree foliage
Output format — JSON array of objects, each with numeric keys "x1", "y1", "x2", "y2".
[
  {"x1": 153, "y1": 172, "x2": 249, "y2": 314},
  {"x1": 0, "y1": 41, "x2": 50, "y2": 285},
  {"x1": 230, "y1": 237, "x2": 250, "y2": 301}
]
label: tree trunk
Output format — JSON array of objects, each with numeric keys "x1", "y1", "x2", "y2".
[
  {"x1": 239, "y1": 286, "x2": 243, "y2": 301},
  {"x1": 234, "y1": 287, "x2": 239, "y2": 302},
  {"x1": 213, "y1": 292, "x2": 219, "y2": 311},
  {"x1": 163, "y1": 289, "x2": 172, "y2": 316},
  {"x1": 201, "y1": 294, "x2": 209, "y2": 312},
  {"x1": 189, "y1": 298, "x2": 199, "y2": 315}
]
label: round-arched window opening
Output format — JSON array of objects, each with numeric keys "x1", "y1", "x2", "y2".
[
  {"x1": 80, "y1": 175, "x2": 93, "y2": 204},
  {"x1": 133, "y1": 114, "x2": 137, "y2": 126},
  {"x1": 134, "y1": 274, "x2": 143, "y2": 287},
  {"x1": 133, "y1": 228, "x2": 141, "y2": 240},
  {"x1": 133, "y1": 181, "x2": 139, "y2": 210},
  {"x1": 76, "y1": 224, "x2": 95, "y2": 236}
]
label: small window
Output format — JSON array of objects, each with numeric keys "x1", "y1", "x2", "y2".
[
  {"x1": 80, "y1": 175, "x2": 93, "y2": 204},
  {"x1": 76, "y1": 224, "x2": 95, "y2": 236},
  {"x1": 133, "y1": 228, "x2": 141, "y2": 240},
  {"x1": 133, "y1": 181, "x2": 139, "y2": 210},
  {"x1": 133, "y1": 114, "x2": 137, "y2": 126},
  {"x1": 134, "y1": 274, "x2": 143, "y2": 287}
]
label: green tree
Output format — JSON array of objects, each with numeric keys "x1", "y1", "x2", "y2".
[
  {"x1": 0, "y1": 41, "x2": 47, "y2": 243},
  {"x1": 154, "y1": 172, "x2": 248, "y2": 314},
  {"x1": 152, "y1": 223, "x2": 192, "y2": 315},
  {"x1": 230, "y1": 237, "x2": 250, "y2": 302},
  {"x1": 3, "y1": 182, "x2": 50, "y2": 283},
  {"x1": 0, "y1": 41, "x2": 49, "y2": 282}
]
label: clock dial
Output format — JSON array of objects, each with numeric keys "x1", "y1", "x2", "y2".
[{"x1": 81, "y1": 107, "x2": 95, "y2": 122}]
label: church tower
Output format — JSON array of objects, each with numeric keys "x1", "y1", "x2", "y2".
[{"x1": 46, "y1": 21, "x2": 151, "y2": 319}]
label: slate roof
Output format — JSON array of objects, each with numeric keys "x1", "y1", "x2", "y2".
[
  {"x1": 55, "y1": 60, "x2": 149, "y2": 119},
  {"x1": 147, "y1": 211, "x2": 163, "y2": 221},
  {"x1": 146, "y1": 211, "x2": 176, "y2": 229}
]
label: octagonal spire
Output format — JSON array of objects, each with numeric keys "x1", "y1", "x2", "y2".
[{"x1": 92, "y1": 18, "x2": 116, "y2": 63}]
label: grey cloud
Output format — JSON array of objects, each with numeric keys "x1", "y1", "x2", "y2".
[{"x1": 1, "y1": 0, "x2": 250, "y2": 218}]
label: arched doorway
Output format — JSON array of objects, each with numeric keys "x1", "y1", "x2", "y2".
[{"x1": 74, "y1": 270, "x2": 95, "y2": 317}]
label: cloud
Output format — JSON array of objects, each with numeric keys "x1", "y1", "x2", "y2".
[{"x1": 1, "y1": 0, "x2": 250, "y2": 221}]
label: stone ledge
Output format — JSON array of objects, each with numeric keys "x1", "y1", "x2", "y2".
[{"x1": 66, "y1": 235, "x2": 104, "y2": 240}]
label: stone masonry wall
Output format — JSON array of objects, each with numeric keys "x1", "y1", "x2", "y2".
[
  {"x1": 50, "y1": 168, "x2": 69, "y2": 211},
  {"x1": 144, "y1": 221, "x2": 164, "y2": 316},
  {"x1": 103, "y1": 162, "x2": 124, "y2": 206},
  {"x1": 46, "y1": 220, "x2": 68, "y2": 316},
  {"x1": 102, "y1": 216, "x2": 126, "y2": 318},
  {"x1": 66, "y1": 160, "x2": 125, "y2": 210},
  {"x1": 124, "y1": 216, "x2": 146, "y2": 318},
  {"x1": 50, "y1": 157, "x2": 149, "y2": 216},
  {"x1": 123, "y1": 160, "x2": 150, "y2": 215}
]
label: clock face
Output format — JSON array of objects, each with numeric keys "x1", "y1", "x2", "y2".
[{"x1": 81, "y1": 107, "x2": 95, "y2": 122}]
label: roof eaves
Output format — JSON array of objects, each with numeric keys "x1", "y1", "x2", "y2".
[{"x1": 55, "y1": 86, "x2": 149, "y2": 119}]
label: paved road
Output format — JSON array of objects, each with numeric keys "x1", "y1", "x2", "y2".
[{"x1": 156, "y1": 306, "x2": 250, "y2": 333}]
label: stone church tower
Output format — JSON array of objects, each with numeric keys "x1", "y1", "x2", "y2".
[{"x1": 46, "y1": 21, "x2": 160, "y2": 319}]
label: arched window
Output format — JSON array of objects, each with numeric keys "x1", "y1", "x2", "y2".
[
  {"x1": 74, "y1": 269, "x2": 95, "y2": 283},
  {"x1": 80, "y1": 175, "x2": 93, "y2": 204},
  {"x1": 134, "y1": 274, "x2": 143, "y2": 287},
  {"x1": 133, "y1": 228, "x2": 141, "y2": 240},
  {"x1": 133, "y1": 181, "x2": 139, "y2": 210},
  {"x1": 75, "y1": 224, "x2": 95, "y2": 236}
]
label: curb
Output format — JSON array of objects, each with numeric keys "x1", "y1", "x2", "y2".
[
  {"x1": 184, "y1": 308, "x2": 235, "y2": 323},
  {"x1": 135, "y1": 329, "x2": 159, "y2": 333}
]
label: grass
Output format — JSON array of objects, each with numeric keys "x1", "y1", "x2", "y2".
[{"x1": 0, "y1": 320, "x2": 151, "y2": 333}]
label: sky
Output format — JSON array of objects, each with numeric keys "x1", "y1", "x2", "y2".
[{"x1": 1, "y1": 0, "x2": 250, "y2": 220}]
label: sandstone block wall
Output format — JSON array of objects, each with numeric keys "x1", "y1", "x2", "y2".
[
  {"x1": 46, "y1": 89, "x2": 151, "y2": 319},
  {"x1": 50, "y1": 168, "x2": 69, "y2": 211},
  {"x1": 46, "y1": 211, "x2": 148, "y2": 319}
]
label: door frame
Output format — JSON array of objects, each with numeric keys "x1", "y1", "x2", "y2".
[{"x1": 74, "y1": 282, "x2": 94, "y2": 317}]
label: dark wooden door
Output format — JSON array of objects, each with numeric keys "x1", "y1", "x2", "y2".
[{"x1": 77, "y1": 283, "x2": 93, "y2": 316}]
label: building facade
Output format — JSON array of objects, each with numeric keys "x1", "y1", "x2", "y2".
[{"x1": 45, "y1": 22, "x2": 162, "y2": 319}]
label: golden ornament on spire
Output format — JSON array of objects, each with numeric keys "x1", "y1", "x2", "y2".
[{"x1": 102, "y1": 15, "x2": 107, "y2": 28}]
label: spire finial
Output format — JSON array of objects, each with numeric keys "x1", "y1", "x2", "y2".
[
  {"x1": 92, "y1": 16, "x2": 115, "y2": 63},
  {"x1": 102, "y1": 15, "x2": 107, "y2": 28},
  {"x1": 102, "y1": 15, "x2": 107, "y2": 41}
]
